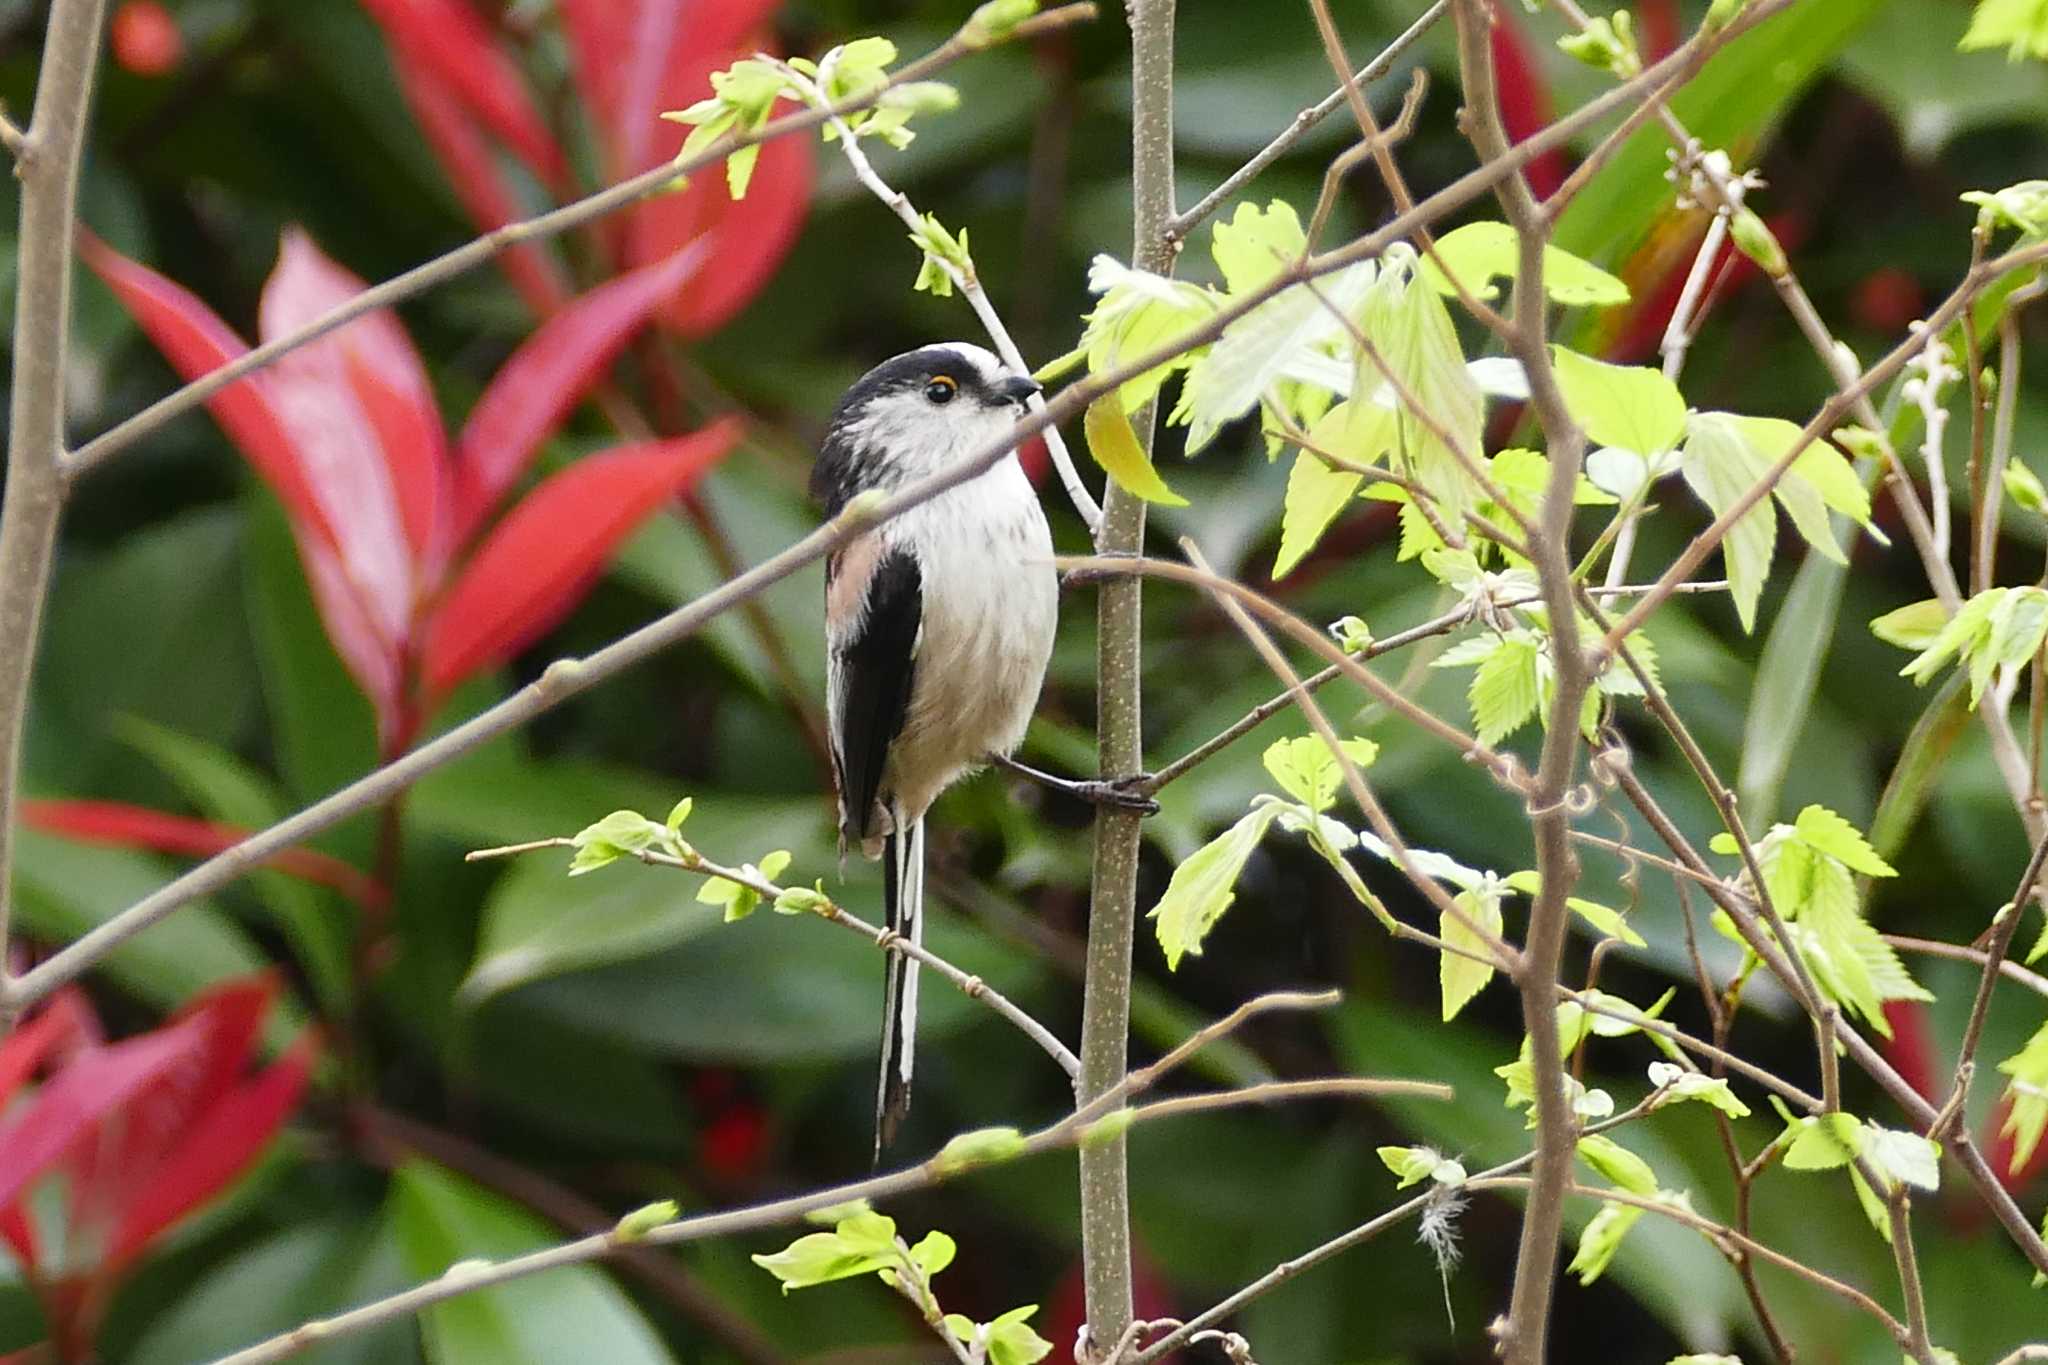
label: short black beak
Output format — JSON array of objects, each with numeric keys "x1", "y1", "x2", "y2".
[{"x1": 994, "y1": 374, "x2": 1042, "y2": 405}]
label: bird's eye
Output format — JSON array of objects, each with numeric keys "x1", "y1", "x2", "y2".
[{"x1": 923, "y1": 376, "x2": 958, "y2": 405}]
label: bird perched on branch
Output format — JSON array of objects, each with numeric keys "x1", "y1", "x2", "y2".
[{"x1": 813, "y1": 342, "x2": 1149, "y2": 1159}]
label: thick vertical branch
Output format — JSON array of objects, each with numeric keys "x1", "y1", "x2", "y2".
[
  {"x1": 0, "y1": 0, "x2": 111, "y2": 1019},
  {"x1": 1451, "y1": 4, "x2": 1589, "y2": 1362},
  {"x1": 1076, "y1": 0, "x2": 1174, "y2": 1356}
]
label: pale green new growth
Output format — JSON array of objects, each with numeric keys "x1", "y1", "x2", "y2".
[
  {"x1": 1378, "y1": 1145, "x2": 1467, "y2": 1188},
  {"x1": 932, "y1": 1126, "x2": 1027, "y2": 1174},
  {"x1": 1577, "y1": 1133, "x2": 1658, "y2": 1196},
  {"x1": 1997, "y1": 1020, "x2": 2048, "y2": 1173},
  {"x1": 1960, "y1": 0, "x2": 2048, "y2": 63},
  {"x1": 1647, "y1": 1062, "x2": 1752, "y2": 1118},
  {"x1": 1568, "y1": 1200, "x2": 1644, "y2": 1285},
  {"x1": 1890, "y1": 584, "x2": 2048, "y2": 706},
  {"x1": 945, "y1": 1305, "x2": 1054, "y2": 1365},
  {"x1": 1423, "y1": 222, "x2": 1631, "y2": 307},
  {"x1": 697, "y1": 849, "x2": 792, "y2": 923},
  {"x1": 1556, "y1": 11, "x2": 1640, "y2": 77}
]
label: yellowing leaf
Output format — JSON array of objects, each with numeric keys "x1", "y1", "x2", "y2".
[{"x1": 1084, "y1": 396, "x2": 1188, "y2": 507}]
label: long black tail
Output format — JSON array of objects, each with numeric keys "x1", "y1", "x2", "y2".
[{"x1": 875, "y1": 811, "x2": 924, "y2": 1160}]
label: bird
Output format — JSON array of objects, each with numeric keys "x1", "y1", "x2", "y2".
[{"x1": 813, "y1": 342, "x2": 1059, "y2": 1159}]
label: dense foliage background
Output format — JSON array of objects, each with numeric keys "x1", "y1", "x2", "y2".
[{"x1": 3, "y1": 0, "x2": 2047, "y2": 1360}]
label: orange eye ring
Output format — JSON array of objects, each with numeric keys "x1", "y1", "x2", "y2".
[{"x1": 923, "y1": 375, "x2": 958, "y2": 404}]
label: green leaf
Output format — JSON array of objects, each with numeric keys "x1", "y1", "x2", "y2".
[
  {"x1": 112, "y1": 716, "x2": 350, "y2": 1013},
  {"x1": 1567, "y1": 896, "x2": 1647, "y2": 948},
  {"x1": 1274, "y1": 452, "x2": 1362, "y2": 579},
  {"x1": 696, "y1": 851, "x2": 789, "y2": 923},
  {"x1": 1578, "y1": 1134, "x2": 1659, "y2": 1195},
  {"x1": 752, "y1": 1230, "x2": 900, "y2": 1292},
  {"x1": 906, "y1": 1230, "x2": 957, "y2": 1278},
  {"x1": 1210, "y1": 200, "x2": 1306, "y2": 292},
  {"x1": 1996, "y1": 1020, "x2": 2048, "y2": 1174},
  {"x1": 1568, "y1": 1200, "x2": 1644, "y2": 1284},
  {"x1": 1467, "y1": 633, "x2": 1543, "y2": 745},
  {"x1": 1793, "y1": 805, "x2": 1897, "y2": 877},
  {"x1": 1440, "y1": 884, "x2": 1505, "y2": 1021},
  {"x1": 933, "y1": 1126, "x2": 1027, "y2": 1173},
  {"x1": 1782, "y1": 1112, "x2": 1867, "y2": 1170},
  {"x1": 12, "y1": 828, "x2": 278, "y2": 1016},
  {"x1": 1960, "y1": 0, "x2": 2048, "y2": 61},
  {"x1": 1358, "y1": 246, "x2": 1485, "y2": 530},
  {"x1": 613, "y1": 1200, "x2": 679, "y2": 1242},
  {"x1": 958, "y1": 1305, "x2": 1054, "y2": 1365},
  {"x1": 1273, "y1": 400, "x2": 1397, "y2": 578},
  {"x1": 390, "y1": 1162, "x2": 675, "y2": 1362},
  {"x1": 1963, "y1": 179, "x2": 2048, "y2": 238},
  {"x1": 1871, "y1": 599, "x2": 1951, "y2": 651},
  {"x1": 568, "y1": 810, "x2": 666, "y2": 876},
  {"x1": 1678, "y1": 412, "x2": 1781, "y2": 631},
  {"x1": 1901, "y1": 585, "x2": 2008, "y2": 704},
  {"x1": 1083, "y1": 395, "x2": 1189, "y2": 507},
  {"x1": 1863, "y1": 1124, "x2": 1941, "y2": 1192},
  {"x1": 1377, "y1": 1145, "x2": 1466, "y2": 1188},
  {"x1": 1149, "y1": 804, "x2": 1284, "y2": 969},
  {"x1": 1259, "y1": 733, "x2": 1377, "y2": 812},
  {"x1": 1079, "y1": 255, "x2": 1219, "y2": 411},
  {"x1": 1646, "y1": 1062, "x2": 1752, "y2": 1118},
  {"x1": 1423, "y1": 222, "x2": 1631, "y2": 307},
  {"x1": 1550, "y1": 347, "x2": 1687, "y2": 455},
  {"x1": 907, "y1": 213, "x2": 971, "y2": 297}
]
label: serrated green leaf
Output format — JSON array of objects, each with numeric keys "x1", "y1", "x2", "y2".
[
  {"x1": 1149, "y1": 805, "x2": 1283, "y2": 970},
  {"x1": 1793, "y1": 805, "x2": 1897, "y2": 877},
  {"x1": 1423, "y1": 221, "x2": 1631, "y2": 307},
  {"x1": 1440, "y1": 884, "x2": 1505, "y2": 1021},
  {"x1": 1210, "y1": 200, "x2": 1306, "y2": 292},
  {"x1": 1359, "y1": 246, "x2": 1484, "y2": 531},
  {"x1": 1551, "y1": 347, "x2": 1687, "y2": 456},
  {"x1": 1996, "y1": 1020, "x2": 2048, "y2": 1174},
  {"x1": 1783, "y1": 1112, "x2": 1866, "y2": 1170},
  {"x1": 1469, "y1": 633, "x2": 1543, "y2": 745},
  {"x1": 1960, "y1": 0, "x2": 2048, "y2": 61},
  {"x1": 1083, "y1": 396, "x2": 1188, "y2": 507},
  {"x1": 1080, "y1": 255, "x2": 1219, "y2": 411},
  {"x1": 1273, "y1": 400, "x2": 1396, "y2": 577}
]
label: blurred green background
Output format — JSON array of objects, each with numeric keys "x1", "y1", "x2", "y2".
[{"x1": 3, "y1": 0, "x2": 2047, "y2": 1359}]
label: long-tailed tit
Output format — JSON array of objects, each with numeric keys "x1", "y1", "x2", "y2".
[{"x1": 814, "y1": 342, "x2": 1057, "y2": 1157}]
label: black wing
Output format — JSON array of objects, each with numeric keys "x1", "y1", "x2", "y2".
[{"x1": 831, "y1": 548, "x2": 921, "y2": 845}]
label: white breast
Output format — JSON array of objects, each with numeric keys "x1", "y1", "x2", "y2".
[{"x1": 883, "y1": 456, "x2": 1057, "y2": 823}]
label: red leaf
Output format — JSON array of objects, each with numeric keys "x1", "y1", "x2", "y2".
[
  {"x1": 258, "y1": 232, "x2": 417, "y2": 651},
  {"x1": 298, "y1": 531, "x2": 409, "y2": 745},
  {"x1": 261, "y1": 229, "x2": 448, "y2": 569},
  {"x1": 1637, "y1": 0, "x2": 1681, "y2": 60},
  {"x1": 1486, "y1": 1, "x2": 1568, "y2": 201},
  {"x1": 20, "y1": 801, "x2": 389, "y2": 910},
  {"x1": 0, "y1": 1017, "x2": 207, "y2": 1213},
  {"x1": 0, "y1": 992, "x2": 97, "y2": 1111},
  {"x1": 421, "y1": 425, "x2": 739, "y2": 697},
  {"x1": 107, "y1": 1031, "x2": 316, "y2": 1268},
  {"x1": 558, "y1": 0, "x2": 777, "y2": 174},
  {"x1": 1880, "y1": 1000, "x2": 1937, "y2": 1103},
  {"x1": 79, "y1": 234, "x2": 339, "y2": 552},
  {"x1": 630, "y1": 131, "x2": 813, "y2": 338},
  {"x1": 616, "y1": 22, "x2": 813, "y2": 337},
  {"x1": 390, "y1": 47, "x2": 571, "y2": 316},
  {"x1": 451, "y1": 246, "x2": 711, "y2": 541},
  {"x1": 356, "y1": 0, "x2": 567, "y2": 190}
]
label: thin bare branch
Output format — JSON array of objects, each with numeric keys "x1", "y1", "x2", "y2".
[
  {"x1": 466, "y1": 836, "x2": 1080, "y2": 1081},
  {"x1": 1167, "y1": 0, "x2": 1448, "y2": 240},
  {"x1": 0, "y1": 0, "x2": 111, "y2": 1021}
]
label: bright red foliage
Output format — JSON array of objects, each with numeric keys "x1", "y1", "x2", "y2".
[
  {"x1": 359, "y1": 0, "x2": 812, "y2": 333},
  {"x1": 0, "y1": 978, "x2": 314, "y2": 1355},
  {"x1": 1486, "y1": 1, "x2": 1568, "y2": 202},
  {"x1": 86, "y1": 231, "x2": 737, "y2": 751},
  {"x1": 19, "y1": 800, "x2": 389, "y2": 910}
]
